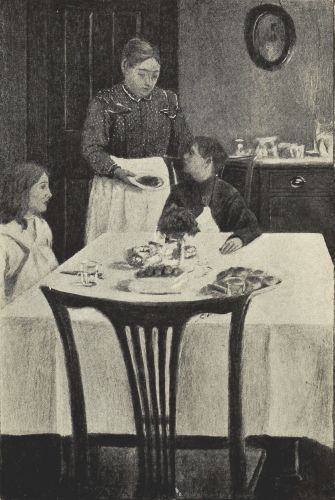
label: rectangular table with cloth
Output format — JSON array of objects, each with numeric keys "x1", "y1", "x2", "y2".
[{"x1": 0, "y1": 233, "x2": 333, "y2": 450}]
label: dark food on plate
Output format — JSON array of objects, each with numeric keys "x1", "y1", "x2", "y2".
[
  {"x1": 252, "y1": 269, "x2": 265, "y2": 276},
  {"x1": 245, "y1": 276, "x2": 263, "y2": 291},
  {"x1": 136, "y1": 175, "x2": 163, "y2": 188},
  {"x1": 136, "y1": 265, "x2": 183, "y2": 278},
  {"x1": 216, "y1": 267, "x2": 251, "y2": 281},
  {"x1": 262, "y1": 275, "x2": 280, "y2": 287},
  {"x1": 209, "y1": 266, "x2": 281, "y2": 295},
  {"x1": 229, "y1": 266, "x2": 251, "y2": 278}
]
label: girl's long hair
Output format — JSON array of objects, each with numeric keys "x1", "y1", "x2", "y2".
[{"x1": 0, "y1": 162, "x2": 48, "y2": 228}]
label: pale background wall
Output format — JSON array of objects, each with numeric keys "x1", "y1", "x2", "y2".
[{"x1": 179, "y1": 0, "x2": 333, "y2": 154}]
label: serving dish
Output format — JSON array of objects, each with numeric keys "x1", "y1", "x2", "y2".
[
  {"x1": 202, "y1": 266, "x2": 282, "y2": 297},
  {"x1": 129, "y1": 175, "x2": 165, "y2": 191}
]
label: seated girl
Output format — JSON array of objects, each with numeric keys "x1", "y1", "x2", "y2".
[{"x1": 0, "y1": 162, "x2": 58, "y2": 308}]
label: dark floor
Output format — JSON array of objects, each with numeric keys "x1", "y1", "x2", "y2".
[
  {"x1": 0, "y1": 435, "x2": 334, "y2": 499},
  {"x1": 255, "y1": 437, "x2": 335, "y2": 500}
]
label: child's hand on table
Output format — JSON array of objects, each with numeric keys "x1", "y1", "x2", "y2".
[{"x1": 219, "y1": 237, "x2": 243, "y2": 254}]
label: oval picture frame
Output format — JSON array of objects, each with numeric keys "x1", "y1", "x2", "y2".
[{"x1": 244, "y1": 4, "x2": 296, "y2": 71}]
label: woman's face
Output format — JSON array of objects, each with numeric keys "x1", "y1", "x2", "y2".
[
  {"x1": 122, "y1": 57, "x2": 160, "y2": 98},
  {"x1": 28, "y1": 173, "x2": 52, "y2": 215}
]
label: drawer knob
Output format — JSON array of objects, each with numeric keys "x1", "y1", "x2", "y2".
[{"x1": 290, "y1": 175, "x2": 306, "y2": 188}]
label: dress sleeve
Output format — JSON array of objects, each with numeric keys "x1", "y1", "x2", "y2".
[
  {"x1": 216, "y1": 191, "x2": 262, "y2": 245},
  {"x1": 81, "y1": 97, "x2": 119, "y2": 177},
  {"x1": 165, "y1": 91, "x2": 193, "y2": 158}
]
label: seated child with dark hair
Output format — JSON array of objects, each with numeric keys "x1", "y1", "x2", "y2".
[{"x1": 159, "y1": 136, "x2": 261, "y2": 254}]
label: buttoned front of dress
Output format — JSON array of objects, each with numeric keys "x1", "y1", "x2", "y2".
[
  {"x1": 82, "y1": 83, "x2": 192, "y2": 176},
  {"x1": 109, "y1": 94, "x2": 171, "y2": 158},
  {"x1": 104, "y1": 85, "x2": 176, "y2": 158}
]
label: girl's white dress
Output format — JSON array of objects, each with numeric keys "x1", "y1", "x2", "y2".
[{"x1": 0, "y1": 216, "x2": 58, "y2": 308}]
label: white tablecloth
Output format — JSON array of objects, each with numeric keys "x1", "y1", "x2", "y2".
[{"x1": 0, "y1": 233, "x2": 333, "y2": 447}]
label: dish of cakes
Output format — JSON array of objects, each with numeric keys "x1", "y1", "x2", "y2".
[{"x1": 203, "y1": 266, "x2": 281, "y2": 296}]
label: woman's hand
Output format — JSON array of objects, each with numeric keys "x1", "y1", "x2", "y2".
[
  {"x1": 114, "y1": 167, "x2": 136, "y2": 186},
  {"x1": 219, "y1": 237, "x2": 243, "y2": 254}
]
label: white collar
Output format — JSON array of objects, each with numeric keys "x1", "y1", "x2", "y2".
[{"x1": 122, "y1": 84, "x2": 152, "y2": 102}]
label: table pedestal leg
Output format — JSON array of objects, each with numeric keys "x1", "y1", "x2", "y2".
[
  {"x1": 114, "y1": 322, "x2": 184, "y2": 500},
  {"x1": 229, "y1": 300, "x2": 249, "y2": 500}
]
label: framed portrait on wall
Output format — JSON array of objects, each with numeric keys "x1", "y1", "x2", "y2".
[{"x1": 244, "y1": 4, "x2": 296, "y2": 71}]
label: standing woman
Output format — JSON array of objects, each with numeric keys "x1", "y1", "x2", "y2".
[
  {"x1": 82, "y1": 37, "x2": 192, "y2": 242},
  {"x1": 0, "y1": 162, "x2": 58, "y2": 308}
]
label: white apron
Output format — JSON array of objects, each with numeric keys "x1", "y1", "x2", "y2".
[
  {"x1": 85, "y1": 156, "x2": 171, "y2": 243},
  {"x1": 196, "y1": 206, "x2": 220, "y2": 233}
]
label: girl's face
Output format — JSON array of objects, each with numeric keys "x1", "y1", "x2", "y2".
[
  {"x1": 122, "y1": 57, "x2": 160, "y2": 98},
  {"x1": 28, "y1": 173, "x2": 52, "y2": 215}
]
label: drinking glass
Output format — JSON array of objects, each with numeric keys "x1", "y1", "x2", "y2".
[
  {"x1": 79, "y1": 260, "x2": 99, "y2": 287},
  {"x1": 222, "y1": 277, "x2": 245, "y2": 296}
]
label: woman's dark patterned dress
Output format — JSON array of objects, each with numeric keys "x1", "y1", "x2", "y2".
[
  {"x1": 82, "y1": 83, "x2": 192, "y2": 176},
  {"x1": 82, "y1": 83, "x2": 193, "y2": 241}
]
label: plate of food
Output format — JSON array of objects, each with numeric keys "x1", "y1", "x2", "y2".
[
  {"x1": 125, "y1": 242, "x2": 163, "y2": 268},
  {"x1": 127, "y1": 264, "x2": 187, "y2": 294},
  {"x1": 202, "y1": 266, "x2": 282, "y2": 297},
  {"x1": 129, "y1": 175, "x2": 165, "y2": 190}
]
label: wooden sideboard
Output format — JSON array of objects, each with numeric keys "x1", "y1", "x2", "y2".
[{"x1": 222, "y1": 157, "x2": 335, "y2": 259}]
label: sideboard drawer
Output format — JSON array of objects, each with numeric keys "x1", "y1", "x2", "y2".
[
  {"x1": 269, "y1": 169, "x2": 335, "y2": 193},
  {"x1": 269, "y1": 195, "x2": 335, "y2": 232}
]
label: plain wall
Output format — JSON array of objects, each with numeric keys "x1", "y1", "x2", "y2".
[{"x1": 179, "y1": 0, "x2": 333, "y2": 153}]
